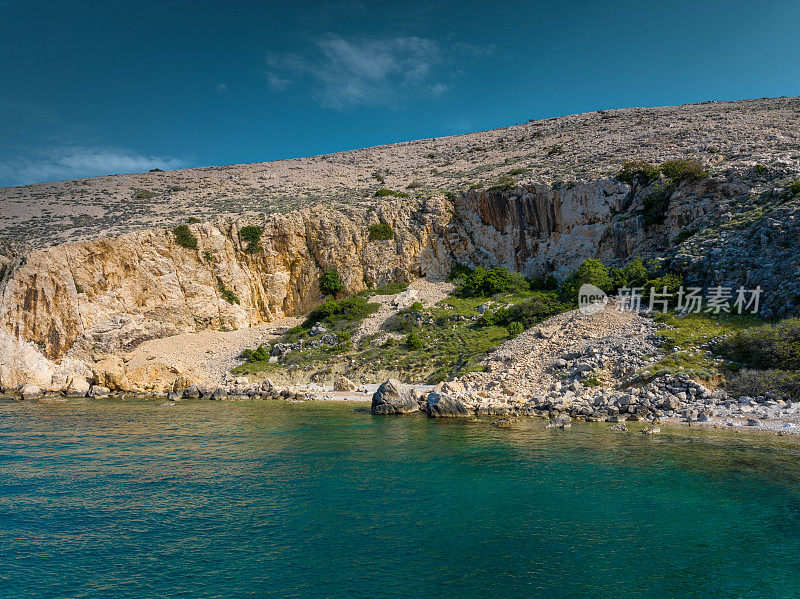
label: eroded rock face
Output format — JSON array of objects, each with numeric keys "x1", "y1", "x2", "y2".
[
  {"x1": 450, "y1": 181, "x2": 631, "y2": 278},
  {"x1": 0, "y1": 198, "x2": 453, "y2": 364},
  {"x1": 371, "y1": 379, "x2": 418, "y2": 415},
  {"x1": 0, "y1": 169, "x2": 795, "y2": 392}
]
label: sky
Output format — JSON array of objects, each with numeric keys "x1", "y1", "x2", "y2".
[{"x1": 1, "y1": 0, "x2": 799, "y2": 187}]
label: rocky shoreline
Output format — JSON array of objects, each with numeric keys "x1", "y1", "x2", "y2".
[{"x1": 5, "y1": 369, "x2": 799, "y2": 437}]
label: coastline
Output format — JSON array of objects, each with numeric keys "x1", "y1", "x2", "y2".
[{"x1": 5, "y1": 385, "x2": 800, "y2": 439}]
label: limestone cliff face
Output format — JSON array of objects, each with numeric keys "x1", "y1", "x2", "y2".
[
  {"x1": 0, "y1": 198, "x2": 453, "y2": 371},
  {"x1": 0, "y1": 173, "x2": 787, "y2": 392},
  {"x1": 449, "y1": 180, "x2": 633, "y2": 277}
]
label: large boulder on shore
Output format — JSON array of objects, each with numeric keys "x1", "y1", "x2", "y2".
[
  {"x1": 371, "y1": 379, "x2": 417, "y2": 414},
  {"x1": 425, "y1": 391, "x2": 470, "y2": 418},
  {"x1": 334, "y1": 375, "x2": 357, "y2": 392}
]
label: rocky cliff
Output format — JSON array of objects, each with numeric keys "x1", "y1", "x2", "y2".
[{"x1": 1, "y1": 97, "x2": 799, "y2": 393}]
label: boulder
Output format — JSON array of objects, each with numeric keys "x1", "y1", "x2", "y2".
[
  {"x1": 371, "y1": 379, "x2": 417, "y2": 415},
  {"x1": 210, "y1": 387, "x2": 227, "y2": 401},
  {"x1": 90, "y1": 356, "x2": 128, "y2": 390},
  {"x1": 260, "y1": 378, "x2": 275, "y2": 393},
  {"x1": 182, "y1": 384, "x2": 200, "y2": 399},
  {"x1": 391, "y1": 289, "x2": 420, "y2": 309},
  {"x1": 20, "y1": 384, "x2": 42, "y2": 399},
  {"x1": 65, "y1": 377, "x2": 91, "y2": 397},
  {"x1": 426, "y1": 391, "x2": 470, "y2": 418},
  {"x1": 88, "y1": 385, "x2": 110, "y2": 398},
  {"x1": 334, "y1": 375, "x2": 357, "y2": 392}
]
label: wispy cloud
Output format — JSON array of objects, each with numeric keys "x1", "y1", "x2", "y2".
[
  {"x1": 0, "y1": 146, "x2": 189, "y2": 186},
  {"x1": 266, "y1": 34, "x2": 492, "y2": 109}
]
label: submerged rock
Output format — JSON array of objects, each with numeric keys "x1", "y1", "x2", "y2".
[
  {"x1": 547, "y1": 413, "x2": 572, "y2": 429},
  {"x1": 426, "y1": 392, "x2": 470, "y2": 418},
  {"x1": 371, "y1": 379, "x2": 417, "y2": 415}
]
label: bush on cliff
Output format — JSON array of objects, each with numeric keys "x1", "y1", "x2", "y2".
[
  {"x1": 239, "y1": 225, "x2": 263, "y2": 253},
  {"x1": 320, "y1": 269, "x2": 345, "y2": 296},
  {"x1": 218, "y1": 281, "x2": 240, "y2": 305},
  {"x1": 374, "y1": 189, "x2": 409, "y2": 198},
  {"x1": 616, "y1": 161, "x2": 660, "y2": 186},
  {"x1": 506, "y1": 321, "x2": 524, "y2": 337},
  {"x1": 368, "y1": 222, "x2": 395, "y2": 241},
  {"x1": 173, "y1": 224, "x2": 198, "y2": 250},
  {"x1": 641, "y1": 180, "x2": 675, "y2": 225},
  {"x1": 659, "y1": 158, "x2": 709, "y2": 182}
]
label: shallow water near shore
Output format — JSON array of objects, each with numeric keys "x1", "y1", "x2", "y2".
[{"x1": 2, "y1": 398, "x2": 800, "y2": 598}]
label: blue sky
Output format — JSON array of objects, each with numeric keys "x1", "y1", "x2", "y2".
[{"x1": 1, "y1": 0, "x2": 799, "y2": 187}]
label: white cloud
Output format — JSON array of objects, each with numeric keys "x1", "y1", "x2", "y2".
[
  {"x1": 266, "y1": 34, "x2": 491, "y2": 109},
  {"x1": 0, "y1": 146, "x2": 189, "y2": 186},
  {"x1": 216, "y1": 83, "x2": 230, "y2": 93}
]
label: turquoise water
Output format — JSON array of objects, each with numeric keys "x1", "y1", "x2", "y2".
[{"x1": 2, "y1": 399, "x2": 800, "y2": 598}]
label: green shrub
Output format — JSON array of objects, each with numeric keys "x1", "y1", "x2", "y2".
[
  {"x1": 659, "y1": 159, "x2": 708, "y2": 182},
  {"x1": 641, "y1": 180, "x2": 675, "y2": 225},
  {"x1": 307, "y1": 295, "x2": 379, "y2": 324},
  {"x1": 407, "y1": 180, "x2": 423, "y2": 189},
  {"x1": 134, "y1": 190, "x2": 156, "y2": 200},
  {"x1": 616, "y1": 161, "x2": 660, "y2": 186},
  {"x1": 370, "y1": 281, "x2": 408, "y2": 295},
  {"x1": 487, "y1": 175, "x2": 517, "y2": 193},
  {"x1": 404, "y1": 331, "x2": 424, "y2": 350},
  {"x1": 642, "y1": 273, "x2": 683, "y2": 302},
  {"x1": 609, "y1": 256, "x2": 654, "y2": 289},
  {"x1": 203, "y1": 250, "x2": 213, "y2": 262},
  {"x1": 559, "y1": 259, "x2": 612, "y2": 302},
  {"x1": 727, "y1": 369, "x2": 800, "y2": 400},
  {"x1": 239, "y1": 225, "x2": 263, "y2": 253},
  {"x1": 717, "y1": 318, "x2": 800, "y2": 370},
  {"x1": 507, "y1": 321, "x2": 524, "y2": 337},
  {"x1": 528, "y1": 275, "x2": 559, "y2": 290},
  {"x1": 547, "y1": 145, "x2": 564, "y2": 156},
  {"x1": 374, "y1": 189, "x2": 409, "y2": 198},
  {"x1": 240, "y1": 345, "x2": 270, "y2": 362},
  {"x1": 391, "y1": 304, "x2": 425, "y2": 333},
  {"x1": 455, "y1": 266, "x2": 530, "y2": 297},
  {"x1": 187, "y1": 217, "x2": 201, "y2": 224},
  {"x1": 490, "y1": 295, "x2": 571, "y2": 328},
  {"x1": 320, "y1": 269, "x2": 345, "y2": 296},
  {"x1": 173, "y1": 225, "x2": 198, "y2": 250},
  {"x1": 218, "y1": 281, "x2": 240, "y2": 305},
  {"x1": 789, "y1": 180, "x2": 800, "y2": 196},
  {"x1": 368, "y1": 222, "x2": 395, "y2": 241}
]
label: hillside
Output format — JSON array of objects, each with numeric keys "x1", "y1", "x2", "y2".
[
  {"x1": 1, "y1": 96, "x2": 800, "y2": 403},
  {"x1": 1, "y1": 97, "x2": 799, "y2": 248}
]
